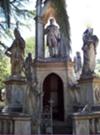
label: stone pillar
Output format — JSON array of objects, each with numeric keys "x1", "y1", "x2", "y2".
[
  {"x1": 4, "y1": 76, "x2": 27, "y2": 112},
  {"x1": 0, "y1": 113, "x2": 31, "y2": 135},
  {"x1": 79, "y1": 76, "x2": 100, "y2": 105},
  {"x1": 72, "y1": 112, "x2": 100, "y2": 135},
  {"x1": 73, "y1": 113, "x2": 89, "y2": 135},
  {"x1": 14, "y1": 114, "x2": 31, "y2": 135},
  {"x1": 35, "y1": 0, "x2": 44, "y2": 59}
]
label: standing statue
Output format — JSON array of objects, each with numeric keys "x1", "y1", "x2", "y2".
[
  {"x1": 24, "y1": 53, "x2": 36, "y2": 115},
  {"x1": 82, "y1": 27, "x2": 99, "y2": 77},
  {"x1": 5, "y1": 28, "x2": 25, "y2": 77},
  {"x1": 74, "y1": 52, "x2": 82, "y2": 73},
  {"x1": 74, "y1": 51, "x2": 82, "y2": 79},
  {"x1": 24, "y1": 53, "x2": 40, "y2": 122},
  {"x1": 24, "y1": 53, "x2": 33, "y2": 82},
  {"x1": 44, "y1": 18, "x2": 61, "y2": 57}
]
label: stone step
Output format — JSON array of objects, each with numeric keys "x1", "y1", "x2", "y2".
[{"x1": 53, "y1": 121, "x2": 72, "y2": 134}]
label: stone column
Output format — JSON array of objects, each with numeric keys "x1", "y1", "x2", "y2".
[
  {"x1": 14, "y1": 114, "x2": 31, "y2": 135},
  {"x1": 79, "y1": 76, "x2": 100, "y2": 105},
  {"x1": 35, "y1": 0, "x2": 44, "y2": 60},
  {"x1": 73, "y1": 112, "x2": 100, "y2": 135},
  {"x1": 72, "y1": 113, "x2": 89, "y2": 135},
  {"x1": 4, "y1": 76, "x2": 27, "y2": 112},
  {"x1": 0, "y1": 113, "x2": 31, "y2": 135}
]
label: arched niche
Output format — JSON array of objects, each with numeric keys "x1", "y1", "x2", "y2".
[{"x1": 43, "y1": 73, "x2": 64, "y2": 121}]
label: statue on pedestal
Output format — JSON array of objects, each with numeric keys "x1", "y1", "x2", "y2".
[
  {"x1": 5, "y1": 28, "x2": 25, "y2": 77},
  {"x1": 82, "y1": 27, "x2": 99, "y2": 77},
  {"x1": 44, "y1": 18, "x2": 61, "y2": 57}
]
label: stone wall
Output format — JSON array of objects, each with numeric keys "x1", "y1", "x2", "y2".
[{"x1": 34, "y1": 60, "x2": 75, "y2": 120}]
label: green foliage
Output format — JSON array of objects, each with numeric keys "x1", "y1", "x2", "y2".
[
  {"x1": 95, "y1": 59, "x2": 100, "y2": 76},
  {"x1": 25, "y1": 37, "x2": 35, "y2": 57},
  {"x1": 0, "y1": 50, "x2": 10, "y2": 90}
]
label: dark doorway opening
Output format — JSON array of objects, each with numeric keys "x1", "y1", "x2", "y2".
[{"x1": 43, "y1": 73, "x2": 64, "y2": 121}]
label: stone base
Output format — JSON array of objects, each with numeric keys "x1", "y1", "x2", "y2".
[
  {"x1": 0, "y1": 112, "x2": 31, "y2": 135},
  {"x1": 79, "y1": 76, "x2": 100, "y2": 105},
  {"x1": 72, "y1": 111, "x2": 100, "y2": 135},
  {"x1": 4, "y1": 76, "x2": 27, "y2": 113}
]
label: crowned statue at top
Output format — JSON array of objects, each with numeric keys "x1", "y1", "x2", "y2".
[{"x1": 81, "y1": 27, "x2": 99, "y2": 77}]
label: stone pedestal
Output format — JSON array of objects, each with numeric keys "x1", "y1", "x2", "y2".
[
  {"x1": 73, "y1": 113, "x2": 89, "y2": 135},
  {"x1": 72, "y1": 112, "x2": 100, "y2": 135},
  {"x1": 0, "y1": 113, "x2": 31, "y2": 135},
  {"x1": 14, "y1": 113, "x2": 31, "y2": 135},
  {"x1": 4, "y1": 76, "x2": 27, "y2": 112},
  {"x1": 79, "y1": 76, "x2": 100, "y2": 105}
]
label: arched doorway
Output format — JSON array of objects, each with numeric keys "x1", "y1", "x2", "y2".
[{"x1": 43, "y1": 73, "x2": 64, "y2": 121}]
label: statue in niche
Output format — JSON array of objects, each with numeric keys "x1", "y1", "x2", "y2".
[
  {"x1": 44, "y1": 18, "x2": 61, "y2": 57},
  {"x1": 5, "y1": 28, "x2": 25, "y2": 77},
  {"x1": 82, "y1": 27, "x2": 99, "y2": 77},
  {"x1": 74, "y1": 51, "x2": 82, "y2": 79}
]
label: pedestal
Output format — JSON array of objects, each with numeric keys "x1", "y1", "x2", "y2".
[
  {"x1": 79, "y1": 76, "x2": 100, "y2": 105},
  {"x1": 72, "y1": 112, "x2": 100, "y2": 135},
  {"x1": 0, "y1": 113, "x2": 31, "y2": 135},
  {"x1": 4, "y1": 76, "x2": 27, "y2": 112}
]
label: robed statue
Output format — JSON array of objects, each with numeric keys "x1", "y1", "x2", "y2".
[
  {"x1": 44, "y1": 18, "x2": 61, "y2": 57},
  {"x1": 74, "y1": 51, "x2": 82, "y2": 79},
  {"x1": 82, "y1": 27, "x2": 99, "y2": 77},
  {"x1": 5, "y1": 28, "x2": 25, "y2": 76}
]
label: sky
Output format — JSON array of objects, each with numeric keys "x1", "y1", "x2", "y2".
[{"x1": 67, "y1": 0, "x2": 100, "y2": 59}]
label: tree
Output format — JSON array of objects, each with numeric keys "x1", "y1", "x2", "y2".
[
  {"x1": 25, "y1": 37, "x2": 35, "y2": 57},
  {"x1": 0, "y1": 50, "x2": 10, "y2": 90},
  {"x1": 0, "y1": 0, "x2": 35, "y2": 38}
]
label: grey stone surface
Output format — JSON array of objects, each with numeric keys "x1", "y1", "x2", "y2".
[
  {"x1": 79, "y1": 77, "x2": 100, "y2": 105},
  {"x1": 4, "y1": 77, "x2": 27, "y2": 113},
  {"x1": 0, "y1": 113, "x2": 31, "y2": 135},
  {"x1": 73, "y1": 118, "x2": 89, "y2": 135},
  {"x1": 73, "y1": 112, "x2": 100, "y2": 135}
]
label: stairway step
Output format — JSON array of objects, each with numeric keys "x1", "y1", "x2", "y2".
[{"x1": 53, "y1": 121, "x2": 72, "y2": 134}]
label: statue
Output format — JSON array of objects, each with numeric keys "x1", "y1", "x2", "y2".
[
  {"x1": 44, "y1": 18, "x2": 61, "y2": 57},
  {"x1": 24, "y1": 53, "x2": 33, "y2": 82},
  {"x1": 74, "y1": 52, "x2": 82, "y2": 73},
  {"x1": 74, "y1": 52, "x2": 82, "y2": 79},
  {"x1": 24, "y1": 53, "x2": 40, "y2": 122},
  {"x1": 82, "y1": 27, "x2": 99, "y2": 77},
  {"x1": 5, "y1": 28, "x2": 25, "y2": 77}
]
